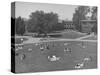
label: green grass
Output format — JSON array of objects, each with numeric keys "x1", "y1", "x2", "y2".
[
  {"x1": 15, "y1": 41, "x2": 97, "y2": 73},
  {"x1": 15, "y1": 38, "x2": 28, "y2": 44},
  {"x1": 49, "y1": 31, "x2": 86, "y2": 39}
]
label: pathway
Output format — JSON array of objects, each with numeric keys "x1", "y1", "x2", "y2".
[
  {"x1": 15, "y1": 32, "x2": 97, "y2": 45},
  {"x1": 75, "y1": 33, "x2": 95, "y2": 40}
]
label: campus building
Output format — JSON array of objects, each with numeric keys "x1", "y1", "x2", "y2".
[
  {"x1": 81, "y1": 19, "x2": 97, "y2": 33},
  {"x1": 65, "y1": 21, "x2": 75, "y2": 30}
]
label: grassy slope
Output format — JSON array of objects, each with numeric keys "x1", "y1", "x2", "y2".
[{"x1": 49, "y1": 31, "x2": 86, "y2": 39}]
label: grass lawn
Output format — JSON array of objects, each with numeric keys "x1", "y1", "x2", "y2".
[
  {"x1": 15, "y1": 38, "x2": 28, "y2": 44},
  {"x1": 49, "y1": 31, "x2": 86, "y2": 39},
  {"x1": 15, "y1": 40, "x2": 97, "y2": 73}
]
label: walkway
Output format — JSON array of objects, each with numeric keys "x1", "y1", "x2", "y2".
[
  {"x1": 15, "y1": 32, "x2": 97, "y2": 45},
  {"x1": 22, "y1": 38, "x2": 97, "y2": 45},
  {"x1": 75, "y1": 33, "x2": 96, "y2": 40}
]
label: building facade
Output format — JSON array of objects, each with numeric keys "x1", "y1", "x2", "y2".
[
  {"x1": 65, "y1": 21, "x2": 75, "y2": 30},
  {"x1": 81, "y1": 20, "x2": 97, "y2": 33}
]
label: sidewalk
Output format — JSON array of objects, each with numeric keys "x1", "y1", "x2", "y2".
[
  {"x1": 75, "y1": 33, "x2": 95, "y2": 40},
  {"x1": 15, "y1": 33, "x2": 97, "y2": 45},
  {"x1": 22, "y1": 37, "x2": 97, "y2": 45}
]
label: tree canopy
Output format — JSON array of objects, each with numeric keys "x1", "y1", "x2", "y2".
[
  {"x1": 91, "y1": 7, "x2": 97, "y2": 34},
  {"x1": 72, "y1": 6, "x2": 97, "y2": 33},
  {"x1": 72, "y1": 6, "x2": 89, "y2": 32},
  {"x1": 15, "y1": 17, "x2": 25, "y2": 35},
  {"x1": 27, "y1": 11, "x2": 59, "y2": 35}
]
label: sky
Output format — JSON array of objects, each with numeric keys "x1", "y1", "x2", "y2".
[{"x1": 15, "y1": 2, "x2": 78, "y2": 20}]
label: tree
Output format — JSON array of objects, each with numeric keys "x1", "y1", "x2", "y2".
[
  {"x1": 92, "y1": 23, "x2": 97, "y2": 34},
  {"x1": 91, "y1": 7, "x2": 97, "y2": 34},
  {"x1": 73, "y1": 6, "x2": 97, "y2": 34},
  {"x1": 91, "y1": 7, "x2": 97, "y2": 20},
  {"x1": 27, "y1": 11, "x2": 58, "y2": 35},
  {"x1": 72, "y1": 6, "x2": 89, "y2": 32},
  {"x1": 15, "y1": 17, "x2": 25, "y2": 35}
]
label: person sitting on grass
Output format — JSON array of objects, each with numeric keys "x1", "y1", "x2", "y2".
[
  {"x1": 77, "y1": 42, "x2": 86, "y2": 48},
  {"x1": 20, "y1": 38, "x2": 24, "y2": 42},
  {"x1": 28, "y1": 48, "x2": 33, "y2": 52},
  {"x1": 39, "y1": 43, "x2": 50, "y2": 51},
  {"x1": 81, "y1": 42, "x2": 86, "y2": 48},
  {"x1": 52, "y1": 43, "x2": 56, "y2": 47},
  {"x1": 45, "y1": 44, "x2": 50, "y2": 50},
  {"x1": 64, "y1": 48, "x2": 71, "y2": 53},
  {"x1": 83, "y1": 56, "x2": 92, "y2": 62},
  {"x1": 64, "y1": 42, "x2": 68, "y2": 46},
  {"x1": 15, "y1": 52, "x2": 19, "y2": 56},
  {"x1": 74, "y1": 56, "x2": 92, "y2": 69},
  {"x1": 35, "y1": 43, "x2": 39, "y2": 46},
  {"x1": 40, "y1": 44, "x2": 45, "y2": 51},
  {"x1": 20, "y1": 53, "x2": 26, "y2": 60}
]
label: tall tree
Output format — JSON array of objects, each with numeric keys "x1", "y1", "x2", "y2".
[
  {"x1": 91, "y1": 7, "x2": 97, "y2": 34},
  {"x1": 91, "y1": 7, "x2": 97, "y2": 20},
  {"x1": 27, "y1": 11, "x2": 58, "y2": 35},
  {"x1": 72, "y1": 6, "x2": 89, "y2": 32},
  {"x1": 15, "y1": 17, "x2": 25, "y2": 35}
]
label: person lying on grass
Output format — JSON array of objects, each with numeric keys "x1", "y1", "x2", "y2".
[{"x1": 48, "y1": 55, "x2": 61, "y2": 61}]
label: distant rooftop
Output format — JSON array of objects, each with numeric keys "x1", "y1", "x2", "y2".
[{"x1": 81, "y1": 19, "x2": 96, "y2": 22}]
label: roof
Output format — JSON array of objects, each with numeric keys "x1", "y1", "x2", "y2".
[{"x1": 81, "y1": 20, "x2": 97, "y2": 22}]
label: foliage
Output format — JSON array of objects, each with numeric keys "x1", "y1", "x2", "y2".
[
  {"x1": 73, "y1": 6, "x2": 97, "y2": 34},
  {"x1": 91, "y1": 7, "x2": 97, "y2": 34},
  {"x1": 72, "y1": 6, "x2": 89, "y2": 32},
  {"x1": 27, "y1": 11, "x2": 59, "y2": 35},
  {"x1": 15, "y1": 17, "x2": 25, "y2": 35}
]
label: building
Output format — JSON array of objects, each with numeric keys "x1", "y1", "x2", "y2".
[
  {"x1": 81, "y1": 20, "x2": 97, "y2": 33},
  {"x1": 65, "y1": 21, "x2": 75, "y2": 30}
]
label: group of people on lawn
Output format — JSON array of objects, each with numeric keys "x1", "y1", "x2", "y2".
[{"x1": 15, "y1": 38, "x2": 92, "y2": 69}]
